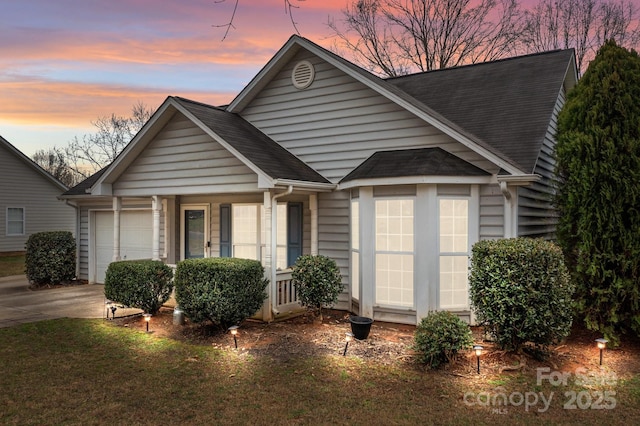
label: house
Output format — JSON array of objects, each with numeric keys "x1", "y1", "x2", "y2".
[
  {"x1": 61, "y1": 35, "x2": 577, "y2": 325},
  {"x1": 0, "y1": 135, "x2": 76, "y2": 254}
]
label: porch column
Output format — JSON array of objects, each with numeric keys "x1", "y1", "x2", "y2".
[
  {"x1": 415, "y1": 184, "x2": 436, "y2": 322},
  {"x1": 112, "y1": 197, "x2": 121, "y2": 262},
  {"x1": 309, "y1": 194, "x2": 318, "y2": 255},
  {"x1": 262, "y1": 191, "x2": 273, "y2": 322},
  {"x1": 359, "y1": 187, "x2": 375, "y2": 319},
  {"x1": 152, "y1": 196, "x2": 161, "y2": 261}
]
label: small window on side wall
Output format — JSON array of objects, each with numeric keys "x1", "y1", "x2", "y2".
[{"x1": 7, "y1": 207, "x2": 25, "y2": 235}]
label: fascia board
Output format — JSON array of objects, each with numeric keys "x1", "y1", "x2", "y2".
[
  {"x1": 1, "y1": 136, "x2": 69, "y2": 191},
  {"x1": 338, "y1": 175, "x2": 495, "y2": 190},
  {"x1": 90, "y1": 98, "x2": 175, "y2": 195},
  {"x1": 227, "y1": 37, "x2": 300, "y2": 112}
]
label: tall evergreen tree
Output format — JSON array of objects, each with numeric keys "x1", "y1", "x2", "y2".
[{"x1": 555, "y1": 40, "x2": 640, "y2": 344}]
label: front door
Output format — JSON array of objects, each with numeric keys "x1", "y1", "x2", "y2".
[{"x1": 180, "y1": 204, "x2": 210, "y2": 260}]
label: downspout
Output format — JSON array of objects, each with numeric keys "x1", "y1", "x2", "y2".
[
  {"x1": 500, "y1": 181, "x2": 516, "y2": 238},
  {"x1": 64, "y1": 200, "x2": 81, "y2": 281},
  {"x1": 270, "y1": 185, "x2": 293, "y2": 318}
]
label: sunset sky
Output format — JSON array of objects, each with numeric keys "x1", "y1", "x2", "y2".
[
  {"x1": 1, "y1": 0, "x2": 345, "y2": 157},
  {"x1": 1, "y1": 0, "x2": 579, "y2": 159}
]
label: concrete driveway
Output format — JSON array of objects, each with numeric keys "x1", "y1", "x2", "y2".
[{"x1": 0, "y1": 275, "x2": 138, "y2": 328}]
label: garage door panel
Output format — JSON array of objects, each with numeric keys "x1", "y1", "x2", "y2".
[{"x1": 94, "y1": 210, "x2": 152, "y2": 283}]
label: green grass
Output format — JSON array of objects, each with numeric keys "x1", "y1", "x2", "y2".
[
  {"x1": 0, "y1": 254, "x2": 25, "y2": 277},
  {"x1": 1, "y1": 319, "x2": 638, "y2": 425}
]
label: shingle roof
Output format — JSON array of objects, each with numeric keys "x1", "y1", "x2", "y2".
[
  {"x1": 174, "y1": 97, "x2": 330, "y2": 184},
  {"x1": 386, "y1": 49, "x2": 575, "y2": 173},
  {"x1": 341, "y1": 147, "x2": 490, "y2": 182},
  {"x1": 61, "y1": 167, "x2": 107, "y2": 196}
]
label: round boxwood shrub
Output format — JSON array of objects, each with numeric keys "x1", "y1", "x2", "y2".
[
  {"x1": 469, "y1": 238, "x2": 575, "y2": 352},
  {"x1": 291, "y1": 255, "x2": 343, "y2": 320},
  {"x1": 174, "y1": 257, "x2": 268, "y2": 329},
  {"x1": 25, "y1": 231, "x2": 76, "y2": 285},
  {"x1": 413, "y1": 311, "x2": 473, "y2": 368},
  {"x1": 104, "y1": 260, "x2": 174, "y2": 315}
]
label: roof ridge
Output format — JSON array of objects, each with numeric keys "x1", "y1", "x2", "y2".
[
  {"x1": 386, "y1": 49, "x2": 575, "y2": 81},
  {"x1": 171, "y1": 96, "x2": 226, "y2": 111}
]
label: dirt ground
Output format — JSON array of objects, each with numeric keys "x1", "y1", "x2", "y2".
[{"x1": 112, "y1": 307, "x2": 640, "y2": 379}]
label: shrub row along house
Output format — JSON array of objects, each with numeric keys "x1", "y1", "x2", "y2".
[{"x1": 61, "y1": 35, "x2": 578, "y2": 325}]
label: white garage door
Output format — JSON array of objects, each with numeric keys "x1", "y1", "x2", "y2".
[{"x1": 94, "y1": 210, "x2": 153, "y2": 283}]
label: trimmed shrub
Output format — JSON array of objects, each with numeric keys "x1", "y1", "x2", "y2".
[
  {"x1": 469, "y1": 238, "x2": 574, "y2": 352},
  {"x1": 174, "y1": 257, "x2": 268, "y2": 329},
  {"x1": 291, "y1": 255, "x2": 343, "y2": 319},
  {"x1": 413, "y1": 311, "x2": 473, "y2": 368},
  {"x1": 25, "y1": 231, "x2": 76, "y2": 285},
  {"x1": 104, "y1": 260, "x2": 174, "y2": 314}
]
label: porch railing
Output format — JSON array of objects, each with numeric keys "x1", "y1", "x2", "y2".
[{"x1": 274, "y1": 269, "x2": 302, "y2": 315}]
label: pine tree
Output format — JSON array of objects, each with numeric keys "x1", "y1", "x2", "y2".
[{"x1": 555, "y1": 40, "x2": 640, "y2": 344}]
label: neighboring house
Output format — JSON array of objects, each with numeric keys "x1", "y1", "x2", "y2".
[
  {"x1": 61, "y1": 35, "x2": 577, "y2": 325},
  {"x1": 0, "y1": 135, "x2": 76, "y2": 253}
]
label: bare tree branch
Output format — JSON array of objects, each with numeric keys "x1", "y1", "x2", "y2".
[
  {"x1": 522, "y1": 0, "x2": 640, "y2": 73},
  {"x1": 215, "y1": 0, "x2": 304, "y2": 40},
  {"x1": 213, "y1": 0, "x2": 239, "y2": 42},
  {"x1": 64, "y1": 103, "x2": 154, "y2": 182},
  {"x1": 329, "y1": 0, "x2": 524, "y2": 77}
]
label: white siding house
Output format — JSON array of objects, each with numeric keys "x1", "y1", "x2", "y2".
[
  {"x1": 0, "y1": 136, "x2": 76, "y2": 254},
  {"x1": 61, "y1": 36, "x2": 578, "y2": 325}
]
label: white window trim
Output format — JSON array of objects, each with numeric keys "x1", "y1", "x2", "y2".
[
  {"x1": 6, "y1": 207, "x2": 25, "y2": 236},
  {"x1": 180, "y1": 204, "x2": 210, "y2": 260},
  {"x1": 373, "y1": 196, "x2": 416, "y2": 310},
  {"x1": 231, "y1": 203, "x2": 288, "y2": 269},
  {"x1": 350, "y1": 198, "x2": 360, "y2": 301},
  {"x1": 437, "y1": 193, "x2": 479, "y2": 310}
]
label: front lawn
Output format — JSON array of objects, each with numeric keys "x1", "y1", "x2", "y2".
[
  {"x1": 0, "y1": 253, "x2": 25, "y2": 277},
  {"x1": 1, "y1": 318, "x2": 638, "y2": 425}
]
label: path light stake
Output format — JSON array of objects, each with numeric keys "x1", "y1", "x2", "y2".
[
  {"x1": 343, "y1": 333, "x2": 354, "y2": 356},
  {"x1": 143, "y1": 313, "x2": 152, "y2": 332},
  {"x1": 473, "y1": 345, "x2": 484, "y2": 374},
  {"x1": 110, "y1": 304, "x2": 117, "y2": 319},
  {"x1": 228, "y1": 325, "x2": 239, "y2": 349},
  {"x1": 105, "y1": 300, "x2": 113, "y2": 320},
  {"x1": 596, "y1": 338, "x2": 608, "y2": 366}
]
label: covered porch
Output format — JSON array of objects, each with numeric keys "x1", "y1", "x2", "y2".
[{"x1": 105, "y1": 188, "x2": 325, "y2": 322}]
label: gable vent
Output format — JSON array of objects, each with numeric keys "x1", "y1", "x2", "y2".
[{"x1": 292, "y1": 60, "x2": 315, "y2": 89}]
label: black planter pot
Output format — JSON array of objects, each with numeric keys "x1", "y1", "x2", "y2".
[{"x1": 349, "y1": 316, "x2": 374, "y2": 340}]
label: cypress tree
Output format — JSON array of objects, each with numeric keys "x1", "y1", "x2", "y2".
[{"x1": 555, "y1": 40, "x2": 640, "y2": 344}]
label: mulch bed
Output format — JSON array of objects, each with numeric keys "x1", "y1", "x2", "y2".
[{"x1": 112, "y1": 307, "x2": 640, "y2": 379}]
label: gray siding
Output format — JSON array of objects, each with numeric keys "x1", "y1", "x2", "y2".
[
  {"x1": 0, "y1": 144, "x2": 75, "y2": 253},
  {"x1": 480, "y1": 184, "x2": 504, "y2": 240},
  {"x1": 518, "y1": 90, "x2": 566, "y2": 239},
  {"x1": 113, "y1": 113, "x2": 259, "y2": 197},
  {"x1": 317, "y1": 190, "x2": 350, "y2": 309},
  {"x1": 240, "y1": 50, "x2": 497, "y2": 182}
]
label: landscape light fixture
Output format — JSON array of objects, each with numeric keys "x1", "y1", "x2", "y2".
[
  {"x1": 228, "y1": 325, "x2": 239, "y2": 349},
  {"x1": 105, "y1": 300, "x2": 113, "y2": 319},
  {"x1": 473, "y1": 345, "x2": 484, "y2": 374},
  {"x1": 343, "y1": 332, "x2": 354, "y2": 356},
  {"x1": 110, "y1": 304, "x2": 118, "y2": 319},
  {"x1": 143, "y1": 313, "x2": 152, "y2": 332},
  {"x1": 596, "y1": 338, "x2": 608, "y2": 366}
]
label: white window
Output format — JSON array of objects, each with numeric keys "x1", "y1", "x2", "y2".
[
  {"x1": 375, "y1": 199, "x2": 414, "y2": 308},
  {"x1": 351, "y1": 199, "x2": 359, "y2": 301},
  {"x1": 439, "y1": 199, "x2": 469, "y2": 309},
  {"x1": 232, "y1": 204, "x2": 287, "y2": 269},
  {"x1": 7, "y1": 207, "x2": 24, "y2": 236}
]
